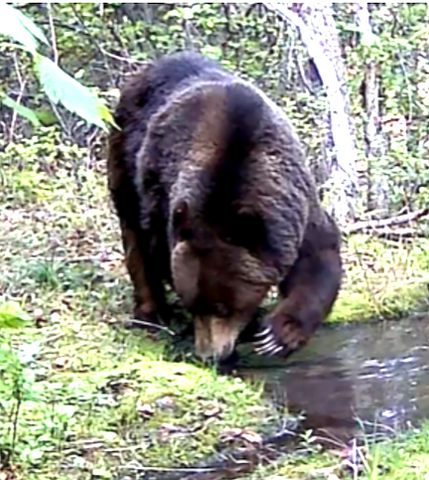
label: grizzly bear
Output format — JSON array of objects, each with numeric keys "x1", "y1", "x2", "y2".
[{"x1": 107, "y1": 51, "x2": 342, "y2": 363}]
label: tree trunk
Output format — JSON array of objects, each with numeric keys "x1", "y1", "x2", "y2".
[
  {"x1": 263, "y1": 1, "x2": 358, "y2": 226},
  {"x1": 355, "y1": 2, "x2": 389, "y2": 214}
]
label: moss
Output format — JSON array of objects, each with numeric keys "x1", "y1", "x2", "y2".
[{"x1": 329, "y1": 234, "x2": 429, "y2": 323}]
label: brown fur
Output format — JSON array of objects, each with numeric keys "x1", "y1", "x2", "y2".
[{"x1": 107, "y1": 51, "x2": 342, "y2": 362}]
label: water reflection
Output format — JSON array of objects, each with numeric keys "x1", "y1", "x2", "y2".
[{"x1": 238, "y1": 316, "x2": 429, "y2": 443}]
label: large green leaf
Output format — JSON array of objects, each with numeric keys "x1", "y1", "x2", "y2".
[
  {"x1": 34, "y1": 54, "x2": 113, "y2": 130},
  {"x1": 0, "y1": 92, "x2": 41, "y2": 126},
  {"x1": 0, "y1": 3, "x2": 113, "y2": 130},
  {"x1": 0, "y1": 1, "x2": 48, "y2": 53}
]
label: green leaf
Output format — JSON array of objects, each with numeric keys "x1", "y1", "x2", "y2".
[
  {"x1": 0, "y1": 92, "x2": 41, "y2": 126},
  {"x1": 0, "y1": 301, "x2": 32, "y2": 329},
  {"x1": 35, "y1": 108, "x2": 58, "y2": 126},
  {"x1": 34, "y1": 54, "x2": 114, "y2": 130},
  {"x1": 0, "y1": 1, "x2": 48, "y2": 53}
]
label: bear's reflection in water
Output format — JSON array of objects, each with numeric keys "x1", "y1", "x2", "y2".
[{"x1": 238, "y1": 316, "x2": 429, "y2": 445}]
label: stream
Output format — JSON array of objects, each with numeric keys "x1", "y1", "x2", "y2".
[
  {"x1": 148, "y1": 315, "x2": 429, "y2": 480},
  {"x1": 237, "y1": 315, "x2": 429, "y2": 445}
]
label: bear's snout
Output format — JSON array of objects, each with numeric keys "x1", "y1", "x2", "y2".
[{"x1": 194, "y1": 315, "x2": 244, "y2": 362}]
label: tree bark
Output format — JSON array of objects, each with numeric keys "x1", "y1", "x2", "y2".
[
  {"x1": 263, "y1": 1, "x2": 358, "y2": 226},
  {"x1": 354, "y1": 2, "x2": 389, "y2": 213}
]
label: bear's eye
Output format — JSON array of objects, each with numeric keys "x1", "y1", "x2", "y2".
[
  {"x1": 173, "y1": 200, "x2": 193, "y2": 240},
  {"x1": 213, "y1": 303, "x2": 230, "y2": 317}
]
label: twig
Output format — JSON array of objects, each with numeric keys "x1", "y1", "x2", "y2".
[
  {"x1": 124, "y1": 318, "x2": 176, "y2": 337},
  {"x1": 47, "y1": 3, "x2": 59, "y2": 64},
  {"x1": 294, "y1": 49, "x2": 316, "y2": 95},
  {"x1": 70, "y1": 3, "x2": 115, "y2": 84},
  {"x1": 97, "y1": 47, "x2": 147, "y2": 65},
  {"x1": 66, "y1": 255, "x2": 109, "y2": 263},
  {"x1": 369, "y1": 227, "x2": 429, "y2": 240},
  {"x1": 397, "y1": 52, "x2": 413, "y2": 122},
  {"x1": 48, "y1": 97, "x2": 68, "y2": 133},
  {"x1": 104, "y1": 444, "x2": 146, "y2": 453},
  {"x1": 119, "y1": 466, "x2": 217, "y2": 473},
  {"x1": 8, "y1": 52, "x2": 27, "y2": 141},
  {"x1": 40, "y1": 333, "x2": 65, "y2": 345},
  {"x1": 345, "y1": 208, "x2": 429, "y2": 234},
  {"x1": 7, "y1": 386, "x2": 22, "y2": 467}
]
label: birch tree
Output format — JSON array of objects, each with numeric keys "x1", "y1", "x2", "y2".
[
  {"x1": 264, "y1": 2, "x2": 358, "y2": 225},
  {"x1": 354, "y1": 2, "x2": 389, "y2": 214}
]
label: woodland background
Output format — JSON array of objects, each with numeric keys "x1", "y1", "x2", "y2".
[{"x1": 2, "y1": 2, "x2": 429, "y2": 228}]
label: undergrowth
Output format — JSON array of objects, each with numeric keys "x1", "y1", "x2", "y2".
[{"x1": 330, "y1": 233, "x2": 429, "y2": 323}]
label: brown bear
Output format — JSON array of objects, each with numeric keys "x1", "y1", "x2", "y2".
[{"x1": 107, "y1": 51, "x2": 342, "y2": 363}]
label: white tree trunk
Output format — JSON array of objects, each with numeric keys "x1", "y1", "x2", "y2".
[
  {"x1": 264, "y1": 1, "x2": 358, "y2": 225},
  {"x1": 355, "y1": 1, "x2": 389, "y2": 213}
]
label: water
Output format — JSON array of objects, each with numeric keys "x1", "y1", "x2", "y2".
[
  {"x1": 147, "y1": 316, "x2": 429, "y2": 480},
  {"x1": 237, "y1": 315, "x2": 429, "y2": 444}
]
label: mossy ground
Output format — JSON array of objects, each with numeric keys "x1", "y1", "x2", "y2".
[
  {"x1": 243, "y1": 421, "x2": 429, "y2": 479},
  {"x1": 329, "y1": 233, "x2": 429, "y2": 324},
  {"x1": 1, "y1": 129, "x2": 429, "y2": 479}
]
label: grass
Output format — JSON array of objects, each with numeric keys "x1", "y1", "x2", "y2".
[
  {"x1": 1, "y1": 128, "x2": 429, "y2": 479},
  {"x1": 329, "y1": 233, "x2": 429, "y2": 324}
]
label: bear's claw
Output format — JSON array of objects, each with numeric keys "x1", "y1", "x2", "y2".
[{"x1": 253, "y1": 325, "x2": 283, "y2": 355}]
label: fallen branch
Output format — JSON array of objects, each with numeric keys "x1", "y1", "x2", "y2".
[
  {"x1": 345, "y1": 208, "x2": 429, "y2": 235},
  {"x1": 371, "y1": 227, "x2": 429, "y2": 241}
]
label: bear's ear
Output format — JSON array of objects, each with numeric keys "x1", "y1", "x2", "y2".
[{"x1": 172, "y1": 200, "x2": 191, "y2": 240}]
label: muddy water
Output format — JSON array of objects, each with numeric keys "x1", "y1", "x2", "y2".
[{"x1": 237, "y1": 315, "x2": 429, "y2": 444}]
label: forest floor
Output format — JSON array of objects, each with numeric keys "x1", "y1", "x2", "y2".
[{"x1": 1, "y1": 130, "x2": 429, "y2": 480}]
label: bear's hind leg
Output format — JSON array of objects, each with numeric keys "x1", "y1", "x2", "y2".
[{"x1": 108, "y1": 141, "x2": 168, "y2": 329}]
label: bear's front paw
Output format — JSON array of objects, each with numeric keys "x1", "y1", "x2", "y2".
[{"x1": 252, "y1": 314, "x2": 307, "y2": 358}]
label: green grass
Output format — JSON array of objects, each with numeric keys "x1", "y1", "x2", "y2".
[
  {"x1": 1, "y1": 128, "x2": 429, "y2": 479},
  {"x1": 329, "y1": 233, "x2": 429, "y2": 324}
]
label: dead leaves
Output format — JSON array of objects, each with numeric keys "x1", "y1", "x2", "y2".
[
  {"x1": 220, "y1": 427, "x2": 263, "y2": 446},
  {"x1": 155, "y1": 395, "x2": 177, "y2": 410},
  {"x1": 137, "y1": 402, "x2": 155, "y2": 419},
  {"x1": 52, "y1": 355, "x2": 72, "y2": 370},
  {"x1": 203, "y1": 404, "x2": 222, "y2": 418},
  {"x1": 131, "y1": 395, "x2": 265, "y2": 450}
]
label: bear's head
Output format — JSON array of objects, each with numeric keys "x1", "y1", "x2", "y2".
[{"x1": 170, "y1": 199, "x2": 279, "y2": 363}]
